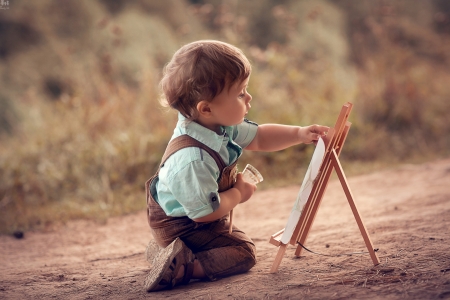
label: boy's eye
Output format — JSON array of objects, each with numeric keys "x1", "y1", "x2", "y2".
[{"x1": 239, "y1": 93, "x2": 245, "y2": 98}]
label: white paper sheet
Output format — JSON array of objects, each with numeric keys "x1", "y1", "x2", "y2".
[{"x1": 280, "y1": 137, "x2": 326, "y2": 244}]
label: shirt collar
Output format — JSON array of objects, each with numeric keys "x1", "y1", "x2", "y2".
[{"x1": 176, "y1": 113, "x2": 226, "y2": 152}]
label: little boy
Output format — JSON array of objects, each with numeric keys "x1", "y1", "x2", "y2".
[{"x1": 144, "y1": 40, "x2": 328, "y2": 291}]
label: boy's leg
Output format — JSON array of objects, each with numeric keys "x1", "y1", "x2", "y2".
[
  {"x1": 180, "y1": 218, "x2": 256, "y2": 281},
  {"x1": 148, "y1": 197, "x2": 255, "y2": 281}
]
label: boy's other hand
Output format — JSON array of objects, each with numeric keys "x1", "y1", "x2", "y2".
[
  {"x1": 234, "y1": 173, "x2": 257, "y2": 204},
  {"x1": 299, "y1": 125, "x2": 329, "y2": 144}
]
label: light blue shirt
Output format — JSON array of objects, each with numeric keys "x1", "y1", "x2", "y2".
[{"x1": 155, "y1": 113, "x2": 258, "y2": 219}]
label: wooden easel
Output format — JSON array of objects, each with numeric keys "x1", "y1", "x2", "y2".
[{"x1": 269, "y1": 102, "x2": 380, "y2": 273}]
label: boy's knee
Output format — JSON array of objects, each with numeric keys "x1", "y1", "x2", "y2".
[{"x1": 243, "y1": 241, "x2": 257, "y2": 268}]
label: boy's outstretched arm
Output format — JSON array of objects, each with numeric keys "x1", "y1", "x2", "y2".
[
  {"x1": 245, "y1": 124, "x2": 329, "y2": 152},
  {"x1": 192, "y1": 174, "x2": 256, "y2": 223}
]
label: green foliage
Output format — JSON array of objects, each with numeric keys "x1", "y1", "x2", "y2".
[{"x1": 0, "y1": 95, "x2": 17, "y2": 134}]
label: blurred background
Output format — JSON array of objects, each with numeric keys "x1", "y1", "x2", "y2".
[{"x1": 1, "y1": 0, "x2": 449, "y2": 234}]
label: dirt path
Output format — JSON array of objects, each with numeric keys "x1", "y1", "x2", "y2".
[{"x1": 1, "y1": 159, "x2": 450, "y2": 299}]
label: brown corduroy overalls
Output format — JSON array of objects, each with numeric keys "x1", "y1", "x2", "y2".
[{"x1": 145, "y1": 135, "x2": 256, "y2": 281}]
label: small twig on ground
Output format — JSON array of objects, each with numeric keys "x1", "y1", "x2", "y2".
[
  {"x1": 89, "y1": 252, "x2": 143, "y2": 262},
  {"x1": 362, "y1": 278, "x2": 368, "y2": 288},
  {"x1": 396, "y1": 249, "x2": 405, "y2": 257}
]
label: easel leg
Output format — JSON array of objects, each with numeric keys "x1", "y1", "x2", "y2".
[
  {"x1": 270, "y1": 243, "x2": 288, "y2": 273},
  {"x1": 330, "y1": 150, "x2": 380, "y2": 265},
  {"x1": 294, "y1": 159, "x2": 334, "y2": 257}
]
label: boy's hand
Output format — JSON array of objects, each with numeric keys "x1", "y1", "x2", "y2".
[
  {"x1": 234, "y1": 173, "x2": 257, "y2": 203},
  {"x1": 299, "y1": 125, "x2": 329, "y2": 144}
]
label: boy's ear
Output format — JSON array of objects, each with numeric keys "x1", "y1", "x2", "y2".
[{"x1": 196, "y1": 100, "x2": 212, "y2": 118}]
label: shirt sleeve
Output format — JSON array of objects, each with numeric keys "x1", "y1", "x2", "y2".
[
  {"x1": 232, "y1": 118, "x2": 258, "y2": 148},
  {"x1": 167, "y1": 157, "x2": 221, "y2": 220}
]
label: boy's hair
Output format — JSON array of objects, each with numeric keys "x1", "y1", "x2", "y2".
[{"x1": 160, "y1": 40, "x2": 252, "y2": 120}]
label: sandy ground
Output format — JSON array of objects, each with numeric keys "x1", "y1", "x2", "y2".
[{"x1": 1, "y1": 159, "x2": 450, "y2": 299}]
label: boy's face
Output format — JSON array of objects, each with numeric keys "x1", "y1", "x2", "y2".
[{"x1": 209, "y1": 77, "x2": 252, "y2": 128}]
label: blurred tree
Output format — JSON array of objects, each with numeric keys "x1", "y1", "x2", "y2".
[
  {"x1": 434, "y1": 0, "x2": 450, "y2": 34},
  {"x1": 99, "y1": 0, "x2": 127, "y2": 15},
  {"x1": 0, "y1": 19, "x2": 41, "y2": 59},
  {"x1": 0, "y1": 95, "x2": 16, "y2": 135},
  {"x1": 239, "y1": 0, "x2": 289, "y2": 48}
]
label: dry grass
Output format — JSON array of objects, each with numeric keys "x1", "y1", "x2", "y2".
[{"x1": 0, "y1": 67, "x2": 175, "y2": 232}]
